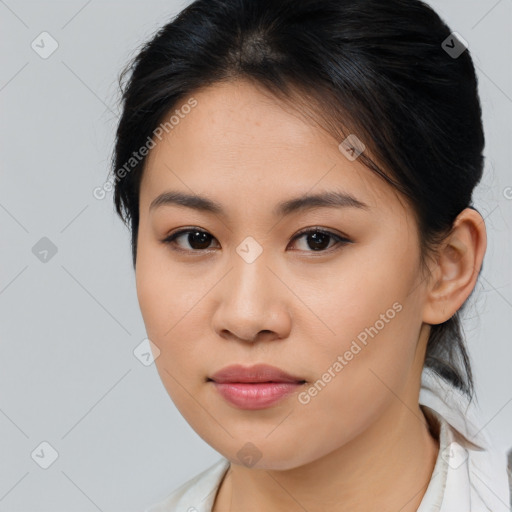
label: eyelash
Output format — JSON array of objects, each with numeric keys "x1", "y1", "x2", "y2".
[{"x1": 161, "y1": 226, "x2": 352, "y2": 255}]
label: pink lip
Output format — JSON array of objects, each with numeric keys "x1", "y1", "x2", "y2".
[{"x1": 208, "y1": 364, "x2": 306, "y2": 410}]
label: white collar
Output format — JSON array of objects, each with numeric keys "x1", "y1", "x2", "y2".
[{"x1": 418, "y1": 367, "x2": 510, "y2": 511}]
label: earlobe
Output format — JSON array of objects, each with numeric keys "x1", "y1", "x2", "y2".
[{"x1": 422, "y1": 208, "x2": 487, "y2": 325}]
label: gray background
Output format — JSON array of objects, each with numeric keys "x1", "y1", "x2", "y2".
[{"x1": 1, "y1": 0, "x2": 511, "y2": 510}]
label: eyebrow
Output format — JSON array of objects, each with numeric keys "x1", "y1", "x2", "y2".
[{"x1": 149, "y1": 190, "x2": 369, "y2": 216}]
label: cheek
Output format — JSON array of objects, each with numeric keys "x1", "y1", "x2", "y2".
[
  {"x1": 136, "y1": 262, "x2": 200, "y2": 414},
  {"x1": 303, "y1": 242, "x2": 418, "y2": 353},
  {"x1": 135, "y1": 243, "x2": 209, "y2": 389},
  {"x1": 135, "y1": 260, "x2": 166, "y2": 340},
  {"x1": 304, "y1": 299, "x2": 419, "y2": 409},
  {"x1": 281, "y1": 298, "x2": 422, "y2": 468},
  {"x1": 296, "y1": 247, "x2": 422, "y2": 415},
  {"x1": 135, "y1": 235, "x2": 188, "y2": 337}
]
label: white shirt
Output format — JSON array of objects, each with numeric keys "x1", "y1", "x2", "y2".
[{"x1": 145, "y1": 368, "x2": 512, "y2": 512}]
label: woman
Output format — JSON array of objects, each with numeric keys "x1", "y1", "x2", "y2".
[{"x1": 110, "y1": 0, "x2": 512, "y2": 510}]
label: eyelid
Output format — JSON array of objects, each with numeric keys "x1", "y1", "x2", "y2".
[
  {"x1": 161, "y1": 226, "x2": 220, "y2": 254},
  {"x1": 161, "y1": 226, "x2": 353, "y2": 253},
  {"x1": 291, "y1": 226, "x2": 352, "y2": 244}
]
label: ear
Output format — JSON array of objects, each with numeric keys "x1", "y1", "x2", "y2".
[{"x1": 422, "y1": 208, "x2": 487, "y2": 325}]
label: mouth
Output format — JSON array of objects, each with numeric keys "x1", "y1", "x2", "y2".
[
  {"x1": 207, "y1": 363, "x2": 307, "y2": 384},
  {"x1": 207, "y1": 364, "x2": 306, "y2": 410}
]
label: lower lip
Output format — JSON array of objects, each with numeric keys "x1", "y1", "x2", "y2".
[{"x1": 211, "y1": 381, "x2": 304, "y2": 409}]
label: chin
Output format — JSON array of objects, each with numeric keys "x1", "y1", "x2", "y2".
[{"x1": 210, "y1": 437, "x2": 322, "y2": 472}]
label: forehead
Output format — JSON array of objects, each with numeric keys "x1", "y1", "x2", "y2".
[{"x1": 140, "y1": 80, "x2": 404, "y2": 217}]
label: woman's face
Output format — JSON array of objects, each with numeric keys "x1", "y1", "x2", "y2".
[{"x1": 136, "y1": 79, "x2": 432, "y2": 470}]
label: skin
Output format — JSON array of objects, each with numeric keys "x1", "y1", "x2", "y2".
[{"x1": 135, "y1": 79, "x2": 487, "y2": 512}]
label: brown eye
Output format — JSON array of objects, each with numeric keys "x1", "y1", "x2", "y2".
[
  {"x1": 163, "y1": 228, "x2": 219, "y2": 252},
  {"x1": 162, "y1": 227, "x2": 352, "y2": 254},
  {"x1": 290, "y1": 228, "x2": 352, "y2": 253}
]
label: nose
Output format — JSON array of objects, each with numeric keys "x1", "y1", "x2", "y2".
[{"x1": 211, "y1": 252, "x2": 292, "y2": 344}]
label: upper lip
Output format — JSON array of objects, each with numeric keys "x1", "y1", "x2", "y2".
[{"x1": 209, "y1": 364, "x2": 306, "y2": 384}]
